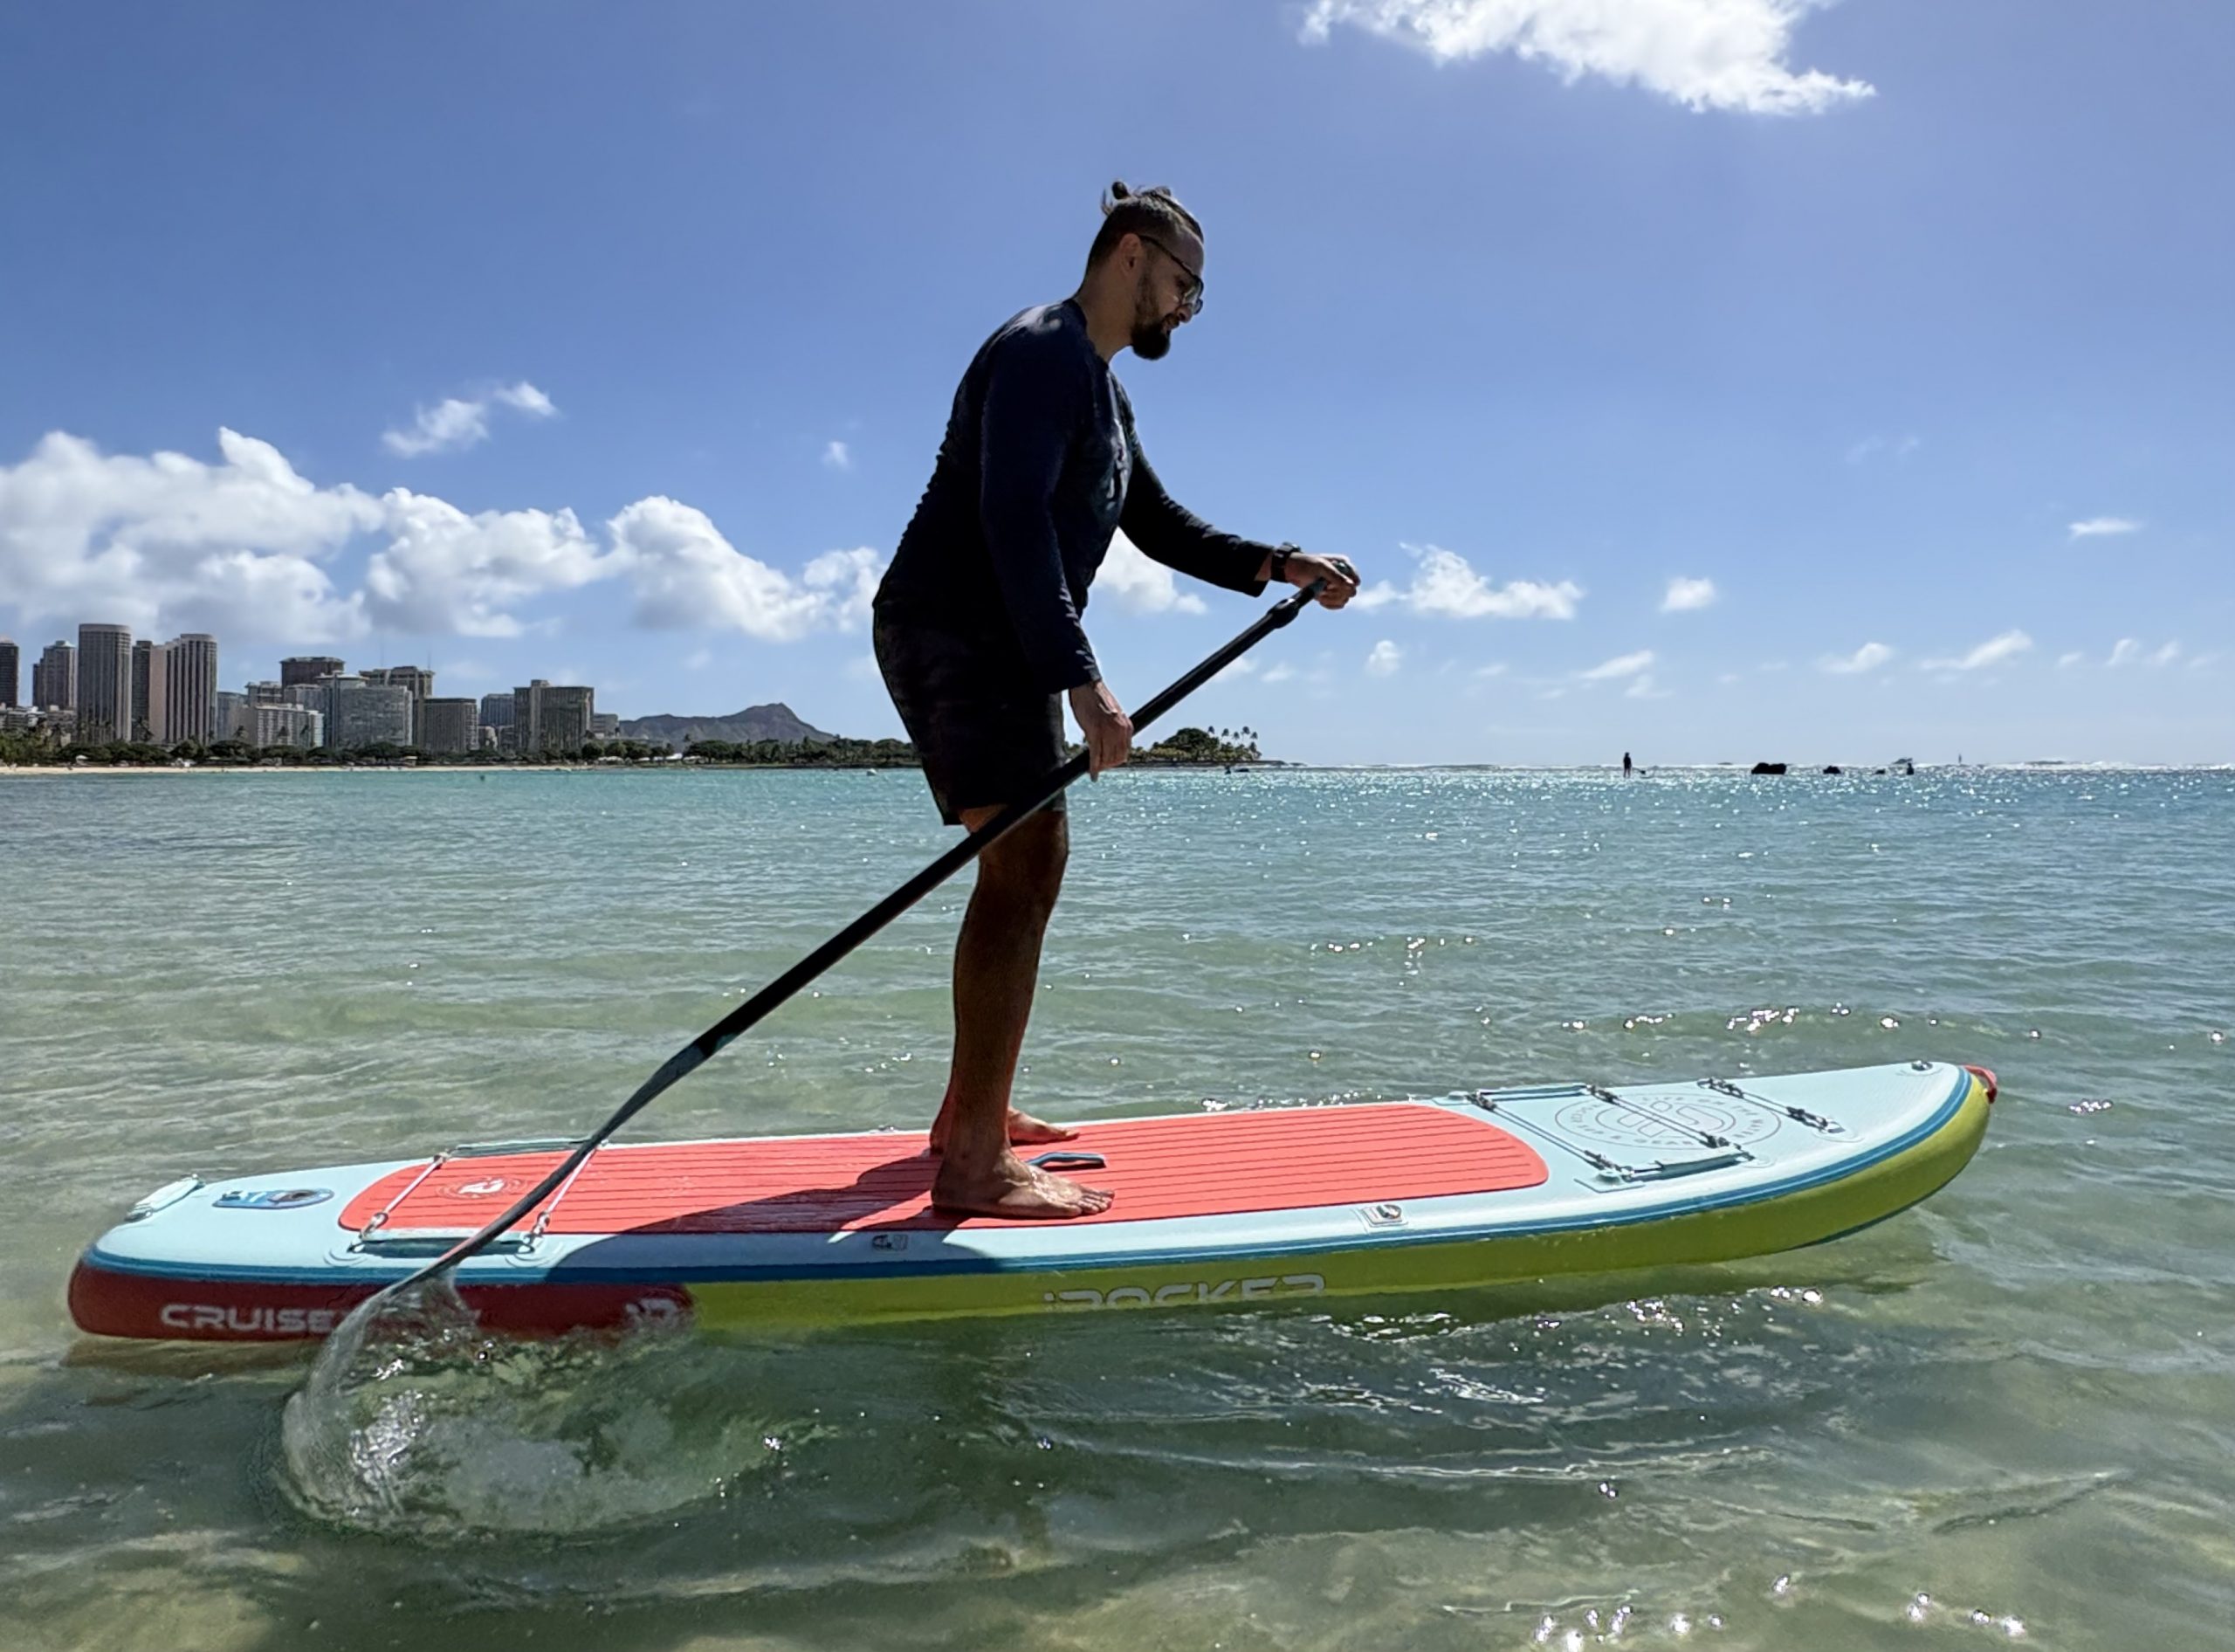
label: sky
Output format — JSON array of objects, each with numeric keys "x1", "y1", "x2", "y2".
[{"x1": 1, "y1": 1, "x2": 2228, "y2": 765}]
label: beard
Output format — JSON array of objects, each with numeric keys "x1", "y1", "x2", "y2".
[
  {"x1": 1129, "y1": 318, "x2": 1174, "y2": 360},
  {"x1": 1128, "y1": 278, "x2": 1176, "y2": 360}
]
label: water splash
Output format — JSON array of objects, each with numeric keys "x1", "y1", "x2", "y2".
[{"x1": 279, "y1": 1280, "x2": 786, "y2": 1538}]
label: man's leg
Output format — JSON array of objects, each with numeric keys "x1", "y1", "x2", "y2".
[
  {"x1": 928, "y1": 804, "x2": 1111, "y2": 1219},
  {"x1": 927, "y1": 798, "x2": 1076, "y2": 1153}
]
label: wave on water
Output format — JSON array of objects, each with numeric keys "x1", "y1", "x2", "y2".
[{"x1": 279, "y1": 1280, "x2": 789, "y2": 1539}]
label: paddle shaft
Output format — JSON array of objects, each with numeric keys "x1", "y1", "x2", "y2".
[{"x1": 385, "y1": 580, "x2": 1327, "y2": 1294}]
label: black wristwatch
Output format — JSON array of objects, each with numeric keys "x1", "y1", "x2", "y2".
[{"x1": 1269, "y1": 544, "x2": 1296, "y2": 583}]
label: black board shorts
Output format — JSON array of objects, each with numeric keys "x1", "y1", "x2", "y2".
[{"x1": 873, "y1": 606, "x2": 1067, "y2": 826}]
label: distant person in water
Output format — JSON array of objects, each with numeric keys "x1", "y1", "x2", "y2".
[
  {"x1": 1623, "y1": 751, "x2": 1633, "y2": 776},
  {"x1": 874, "y1": 181, "x2": 1359, "y2": 1220}
]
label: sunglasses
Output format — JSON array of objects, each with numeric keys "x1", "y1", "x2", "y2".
[{"x1": 1138, "y1": 232, "x2": 1204, "y2": 318}]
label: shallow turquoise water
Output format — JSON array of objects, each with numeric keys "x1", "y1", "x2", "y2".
[{"x1": 3, "y1": 766, "x2": 2232, "y2": 1649}]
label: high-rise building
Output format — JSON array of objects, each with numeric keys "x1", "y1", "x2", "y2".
[
  {"x1": 478, "y1": 693, "x2": 514, "y2": 741},
  {"x1": 361, "y1": 667, "x2": 434, "y2": 745},
  {"x1": 589, "y1": 711, "x2": 619, "y2": 739},
  {"x1": 77, "y1": 623, "x2": 133, "y2": 744},
  {"x1": 245, "y1": 681, "x2": 291, "y2": 706},
  {"x1": 416, "y1": 698, "x2": 480, "y2": 755},
  {"x1": 0, "y1": 638, "x2": 17, "y2": 708},
  {"x1": 322, "y1": 678, "x2": 413, "y2": 751},
  {"x1": 543, "y1": 685, "x2": 595, "y2": 754},
  {"x1": 131, "y1": 639, "x2": 170, "y2": 743},
  {"x1": 164, "y1": 634, "x2": 218, "y2": 743},
  {"x1": 216, "y1": 691, "x2": 244, "y2": 737},
  {"x1": 32, "y1": 640, "x2": 74, "y2": 711},
  {"x1": 361, "y1": 665, "x2": 434, "y2": 699},
  {"x1": 511, "y1": 679, "x2": 595, "y2": 757},
  {"x1": 234, "y1": 703, "x2": 323, "y2": 750},
  {"x1": 510, "y1": 682, "x2": 540, "y2": 752},
  {"x1": 281, "y1": 656, "x2": 345, "y2": 687}
]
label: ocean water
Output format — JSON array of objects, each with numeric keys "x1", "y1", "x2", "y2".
[{"x1": 2, "y1": 765, "x2": 2231, "y2": 1651}]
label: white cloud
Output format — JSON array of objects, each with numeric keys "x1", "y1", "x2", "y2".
[
  {"x1": 366, "y1": 492, "x2": 615, "y2": 637},
  {"x1": 1924, "y1": 630, "x2": 2032, "y2": 672},
  {"x1": 1301, "y1": 0, "x2": 1873, "y2": 115},
  {"x1": 1355, "y1": 543, "x2": 1582, "y2": 620},
  {"x1": 383, "y1": 381, "x2": 558, "y2": 458},
  {"x1": 1261, "y1": 661, "x2": 1297, "y2": 685},
  {"x1": 1819, "y1": 641, "x2": 1894, "y2": 675},
  {"x1": 822, "y1": 440, "x2": 853, "y2": 471},
  {"x1": 1365, "y1": 639, "x2": 1403, "y2": 676},
  {"x1": 382, "y1": 399, "x2": 487, "y2": 458},
  {"x1": 0, "y1": 428, "x2": 379, "y2": 641},
  {"x1": 2101, "y1": 637, "x2": 2178, "y2": 669},
  {"x1": 0, "y1": 425, "x2": 884, "y2": 646},
  {"x1": 2057, "y1": 650, "x2": 2085, "y2": 669},
  {"x1": 1661, "y1": 575, "x2": 1717, "y2": 612},
  {"x1": 1579, "y1": 648, "x2": 1655, "y2": 682},
  {"x1": 1471, "y1": 662, "x2": 1508, "y2": 678},
  {"x1": 609, "y1": 498, "x2": 883, "y2": 641},
  {"x1": 1625, "y1": 673, "x2": 1669, "y2": 700},
  {"x1": 492, "y1": 382, "x2": 555, "y2": 417},
  {"x1": 801, "y1": 547, "x2": 883, "y2": 630},
  {"x1": 2068, "y1": 517, "x2": 2141, "y2": 539},
  {"x1": 1845, "y1": 433, "x2": 1921, "y2": 465},
  {"x1": 1097, "y1": 529, "x2": 1208, "y2": 616}
]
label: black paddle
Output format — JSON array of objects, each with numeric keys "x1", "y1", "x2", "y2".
[{"x1": 375, "y1": 579, "x2": 1329, "y2": 1304}]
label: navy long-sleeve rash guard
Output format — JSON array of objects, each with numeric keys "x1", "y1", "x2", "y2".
[{"x1": 876, "y1": 299, "x2": 1276, "y2": 693}]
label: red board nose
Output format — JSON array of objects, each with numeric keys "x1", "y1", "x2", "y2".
[{"x1": 1963, "y1": 1065, "x2": 1998, "y2": 1103}]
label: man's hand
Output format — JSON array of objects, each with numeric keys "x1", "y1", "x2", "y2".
[
  {"x1": 1278, "y1": 551, "x2": 1361, "y2": 609},
  {"x1": 1067, "y1": 679, "x2": 1133, "y2": 778}
]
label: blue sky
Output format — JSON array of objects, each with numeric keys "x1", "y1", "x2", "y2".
[{"x1": 2, "y1": 2, "x2": 2226, "y2": 764}]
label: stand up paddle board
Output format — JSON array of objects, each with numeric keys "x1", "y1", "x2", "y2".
[{"x1": 68, "y1": 1061, "x2": 1992, "y2": 1341}]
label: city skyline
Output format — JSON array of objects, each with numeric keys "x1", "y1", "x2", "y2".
[{"x1": 0, "y1": 611, "x2": 609, "y2": 757}]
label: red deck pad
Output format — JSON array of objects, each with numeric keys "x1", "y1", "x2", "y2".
[{"x1": 340, "y1": 1104, "x2": 1547, "y2": 1236}]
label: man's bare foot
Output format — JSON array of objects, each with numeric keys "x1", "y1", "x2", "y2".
[
  {"x1": 925, "y1": 1106, "x2": 1080, "y2": 1155},
  {"x1": 930, "y1": 1151, "x2": 1113, "y2": 1220}
]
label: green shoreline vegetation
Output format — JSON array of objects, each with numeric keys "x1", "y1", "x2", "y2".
[{"x1": 0, "y1": 725, "x2": 1269, "y2": 770}]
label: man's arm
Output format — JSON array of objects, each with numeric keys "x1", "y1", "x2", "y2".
[
  {"x1": 1121, "y1": 414, "x2": 1363, "y2": 608},
  {"x1": 1118, "y1": 412, "x2": 1278, "y2": 596},
  {"x1": 980, "y1": 338, "x2": 1101, "y2": 692}
]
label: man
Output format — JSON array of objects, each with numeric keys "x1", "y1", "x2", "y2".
[{"x1": 873, "y1": 181, "x2": 1358, "y2": 1220}]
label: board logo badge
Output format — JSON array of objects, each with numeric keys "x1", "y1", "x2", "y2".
[
  {"x1": 1041, "y1": 1274, "x2": 1326, "y2": 1311},
  {"x1": 1552, "y1": 1097, "x2": 1776, "y2": 1149},
  {"x1": 213, "y1": 1187, "x2": 333, "y2": 1211}
]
